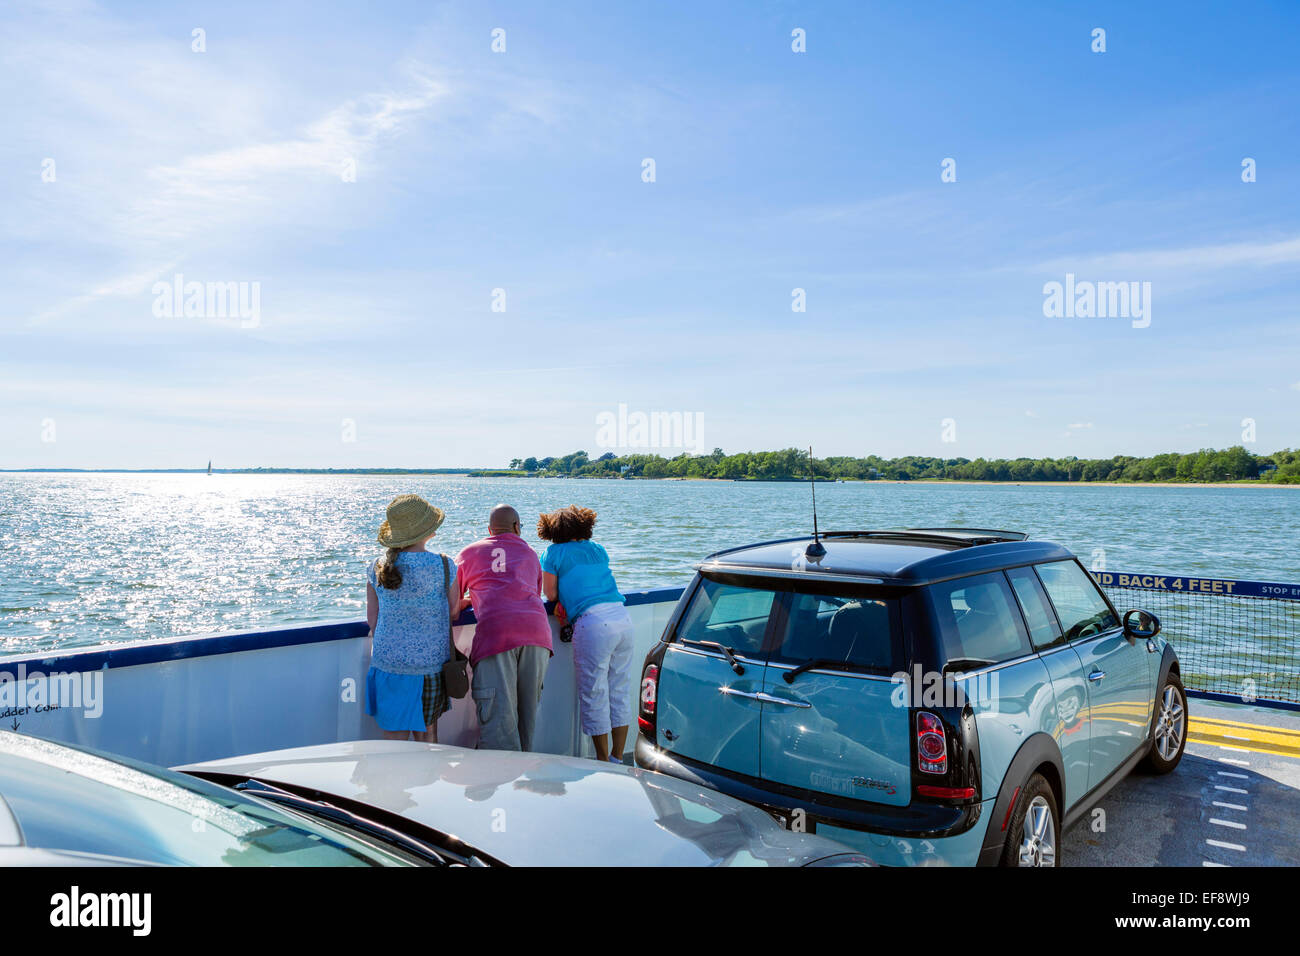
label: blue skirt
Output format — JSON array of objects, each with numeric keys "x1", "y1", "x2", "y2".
[{"x1": 366, "y1": 667, "x2": 435, "y2": 733}]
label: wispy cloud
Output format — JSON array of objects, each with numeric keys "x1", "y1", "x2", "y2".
[
  {"x1": 1034, "y1": 236, "x2": 1300, "y2": 275},
  {"x1": 136, "y1": 69, "x2": 447, "y2": 241}
]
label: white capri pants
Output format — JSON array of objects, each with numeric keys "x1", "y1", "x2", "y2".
[{"x1": 572, "y1": 602, "x2": 636, "y2": 737}]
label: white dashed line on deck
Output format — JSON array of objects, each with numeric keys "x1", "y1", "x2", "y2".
[
  {"x1": 1206, "y1": 839, "x2": 1246, "y2": 852},
  {"x1": 1209, "y1": 817, "x2": 1247, "y2": 830}
]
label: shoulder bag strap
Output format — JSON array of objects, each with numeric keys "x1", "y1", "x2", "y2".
[{"x1": 440, "y1": 554, "x2": 457, "y2": 660}]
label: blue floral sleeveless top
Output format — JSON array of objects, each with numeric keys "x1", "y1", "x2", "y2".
[{"x1": 366, "y1": 552, "x2": 455, "y2": 676}]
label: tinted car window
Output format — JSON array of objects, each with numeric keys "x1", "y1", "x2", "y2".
[
  {"x1": 675, "y1": 578, "x2": 775, "y2": 656},
  {"x1": 1035, "y1": 560, "x2": 1119, "y2": 641},
  {"x1": 927, "y1": 572, "x2": 1032, "y2": 666},
  {"x1": 1006, "y1": 566, "x2": 1064, "y2": 650},
  {"x1": 770, "y1": 591, "x2": 899, "y2": 672}
]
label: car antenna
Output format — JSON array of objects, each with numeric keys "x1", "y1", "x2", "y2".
[{"x1": 805, "y1": 445, "x2": 826, "y2": 558}]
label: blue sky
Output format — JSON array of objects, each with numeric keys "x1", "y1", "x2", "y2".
[{"x1": 3, "y1": 0, "x2": 1298, "y2": 468}]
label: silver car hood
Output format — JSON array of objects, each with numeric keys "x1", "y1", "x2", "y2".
[{"x1": 178, "y1": 740, "x2": 860, "y2": 867}]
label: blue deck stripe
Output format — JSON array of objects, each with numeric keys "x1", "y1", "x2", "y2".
[
  {"x1": 1185, "y1": 689, "x2": 1300, "y2": 713},
  {"x1": 0, "y1": 586, "x2": 687, "y2": 676}
]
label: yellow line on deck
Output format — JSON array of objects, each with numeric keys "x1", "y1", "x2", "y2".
[{"x1": 1188, "y1": 716, "x2": 1300, "y2": 758}]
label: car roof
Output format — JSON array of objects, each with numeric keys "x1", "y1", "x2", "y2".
[
  {"x1": 178, "y1": 740, "x2": 863, "y2": 866},
  {"x1": 698, "y1": 528, "x2": 1075, "y2": 586}
]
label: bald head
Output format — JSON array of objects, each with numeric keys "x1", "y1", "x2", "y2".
[{"x1": 488, "y1": 504, "x2": 521, "y2": 535}]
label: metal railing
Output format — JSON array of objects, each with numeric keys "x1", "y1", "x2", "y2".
[{"x1": 1093, "y1": 571, "x2": 1300, "y2": 710}]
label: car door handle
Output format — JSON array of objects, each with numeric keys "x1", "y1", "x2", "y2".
[
  {"x1": 1088, "y1": 670, "x2": 1106, "y2": 682},
  {"x1": 718, "y1": 687, "x2": 812, "y2": 708},
  {"x1": 755, "y1": 692, "x2": 812, "y2": 708}
]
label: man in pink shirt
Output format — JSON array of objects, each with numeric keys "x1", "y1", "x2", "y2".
[{"x1": 455, "y1": 504, "x2": 554, "y2": 751}]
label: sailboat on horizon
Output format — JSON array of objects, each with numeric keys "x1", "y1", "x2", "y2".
[{"x1": 207, "y1": 460, "x2": 212, "y2": 476}]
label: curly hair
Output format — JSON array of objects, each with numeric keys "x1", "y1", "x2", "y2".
[{"x1": 536, "y1": 505, "x2": 597, "y2": 543}]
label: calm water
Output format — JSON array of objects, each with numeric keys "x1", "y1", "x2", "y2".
[{"x1": 1, "y1": 473, "x2": 1298, "y2": 656}]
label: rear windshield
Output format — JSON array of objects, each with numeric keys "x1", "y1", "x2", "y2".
[
  {"x1": 676, "y1": 575, "x2": 901, "y2": 672},
  {"x1": 770, "y1": 589, "x2": 901, "y2": 673}
]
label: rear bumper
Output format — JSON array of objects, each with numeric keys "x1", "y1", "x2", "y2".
[{"x1": 634, "y1": 735, "x2": 986, "y2": 842}]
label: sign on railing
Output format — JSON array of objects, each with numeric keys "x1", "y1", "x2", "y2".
[
  {"x1": 1094, "y1": 570, "x2": 1300, "y2": 709},
  {"x1": 1092, "y1": 572, "x2": 1300, "y2": 602}
]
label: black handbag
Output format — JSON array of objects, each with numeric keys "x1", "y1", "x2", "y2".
[{"x1": 440, "y1": 554, "x2": 470, "y2": 699}]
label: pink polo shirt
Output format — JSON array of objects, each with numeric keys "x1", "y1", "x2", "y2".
[{"x1": 455, "y1": 533, "x2": 552, "y2": 666}]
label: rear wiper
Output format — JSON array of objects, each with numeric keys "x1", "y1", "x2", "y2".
[
  {"x1": 234, "y1": 779, "x2": 452, "y2": 866},
  {"x1": 783, "y1": 659, "x2": 847, "y2": 683},
  {"x1": 695, "y1": 641, "x2": 745, "y2": 675},
  {"x1": 942, "y1": 657, "x2": 995, "y2": 674}
]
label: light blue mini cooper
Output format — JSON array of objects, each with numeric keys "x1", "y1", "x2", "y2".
[{"x1": 634, "y1": 528, "x2": 1185, "y2": 866}]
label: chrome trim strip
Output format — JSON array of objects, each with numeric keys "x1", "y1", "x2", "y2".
[
  {"x1": 947, "y1": 651, "x2": 1045, "y2": 682},
  {"x1": 1035, "y1": 642, "x2": 1077, "y2": 659},
  {"x1": 755, "y1": 693, "x2": 812, "y2": 708},
  {"x1": 717, "y1": 687, "x2": 812, "y2": 708}
]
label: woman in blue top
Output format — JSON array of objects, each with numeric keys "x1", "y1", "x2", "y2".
[
  {"x1": 538, "y1": 505, "x2": 634, "y2": 763},
  {"x1": 365, "y1": 494, "x2": 458, "y2": 742}
]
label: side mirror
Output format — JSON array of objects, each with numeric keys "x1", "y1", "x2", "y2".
[{"x1": 1123, "y1": 608, "x2": 1161, "y2": 640}]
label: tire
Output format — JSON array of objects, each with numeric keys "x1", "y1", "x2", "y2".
[
  {"x1": 1000, "y1": 773, "x2": 1060, "y2": 868},
  {"x1": 1141, "y1": 671, "x2": 1187, "y2": 774}
]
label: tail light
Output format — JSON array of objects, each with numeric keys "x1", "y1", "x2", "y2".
[
  {"x1": 917, "y1": 784, "x2": 976, "y2": 799},
  {"x1": 638, "y1": 664, "x2": 659, "y2": 735},
  {"x1": 916, "y1": 711, "x2": 947, "y2": 775}
]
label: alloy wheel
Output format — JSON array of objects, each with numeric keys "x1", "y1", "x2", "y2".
[
  {"x1": 1017, "y1": 795, "x2": 1057, "y2": 867},
  {"x1": 1155, "y1": 684, "x2": 1185, "y2": 761}
]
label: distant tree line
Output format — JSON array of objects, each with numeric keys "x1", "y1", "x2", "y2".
[{"x1": 501, "y1": 447, "x2": 1300, "y2": 483}]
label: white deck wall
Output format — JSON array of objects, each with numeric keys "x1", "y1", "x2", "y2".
[{"x1": 0, "y1": 596, "x2": 681, "y2": 768}]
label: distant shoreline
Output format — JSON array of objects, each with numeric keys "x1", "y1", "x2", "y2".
[
  {"x1": 887, "y1": 478, "x2": 1293, "y2": 489},
  {"x1": 628, "y1": 477, "x2": 1295, "y2": 489},
  {"x1": 1, "y1": 470, "x2": 1293, "y2": 489}
]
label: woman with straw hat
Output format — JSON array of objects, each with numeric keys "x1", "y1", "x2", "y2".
[{"x1": 364, "y1": 494, "x2": 458, "y2": 741}]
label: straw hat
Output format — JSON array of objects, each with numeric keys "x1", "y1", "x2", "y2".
[{"x1": 377, "y1": 494, "x2": 445, "y2": 549}]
